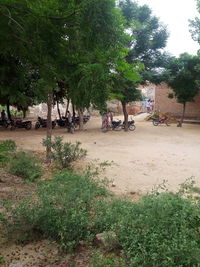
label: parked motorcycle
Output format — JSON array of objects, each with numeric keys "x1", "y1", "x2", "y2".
[
  {"x1": 35, "y1": 117, "x2": 56, "y2": 129},
  {"x1": 10, "y1": 120, "x2": 32, "y2": 130},
  {"x1": 152, "y1": 117, "x2": 170, "y2": 126},
  {"x1": 56, "y1": 117, "x2": 67, "y2": 127},
  {"x1": 56, "y1": 117, "x2": 75, "y2": 133},
  {"x1": 73, "y1": 115, "x2": 91, "y2": 128},
  {"x1": 122, "y1": 120, "x2": 136, "y2": 131}
]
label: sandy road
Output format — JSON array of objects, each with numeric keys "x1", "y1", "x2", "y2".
[{"x1": 0, "y1": 114, "x2": 200, "y2": 195}]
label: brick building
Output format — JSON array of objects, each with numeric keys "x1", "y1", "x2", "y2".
[{"x1": 155, "y1": 83, "x2": 200, "y2": 119}]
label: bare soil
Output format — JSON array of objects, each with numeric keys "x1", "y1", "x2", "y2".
[{"x1": 0, "y1": 113, "x2": 200, "y2": 195}]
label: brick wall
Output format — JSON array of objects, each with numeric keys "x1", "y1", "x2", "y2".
[{"x1": 155, "y1": 83, "x2": 200, "y2": 119}]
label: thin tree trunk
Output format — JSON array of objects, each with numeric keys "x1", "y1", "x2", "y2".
[
  {"x1": 179, "y1": 102, "x2": 186, "y2": 127},
  {"x1": 46, "y1": 92, "x2": 53, "y2": 162},
  {"x1": 65, "y1": 99, "x2": 70, "y2": 117},
  {"x1": 22, "y1": 109, "x2": 26, "y2": 119},
  {"x1": 78, "y1": 108, "x2": 84, "y2": 130},
  {"x1": 56, "y1": 100, "x2": 61, "y2": 119},
  {"x1": 72, "y1": 104, "x2": 76, "y2": 118},
  {"x1": 121, "y1": 101, "x2": 128, "y2": 131},
  {"x1": 6, "y1": 101, "x2": 11, "y2": 121}
]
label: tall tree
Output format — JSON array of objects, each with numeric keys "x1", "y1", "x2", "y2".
[{"x1": 164, "y1": 53, "x2": 200, "y2": 127}]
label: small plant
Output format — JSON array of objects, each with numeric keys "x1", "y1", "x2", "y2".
[
  {"x1": 43, "y1": 136, "x2": 87, "y2": 169},
  {"x1": 9, "y1": 151, "x2": 42, "y2": 182},
  {"x1": 90, "y1": 252, "x2": 120, "y2": 267}
]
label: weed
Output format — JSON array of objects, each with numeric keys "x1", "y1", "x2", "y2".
[
  {"x1": 9, "y1": 151, "x2": 42, "y2": 182},
  {"x1": 0, "y1": 139, "x2": 16, "y2": 167}
]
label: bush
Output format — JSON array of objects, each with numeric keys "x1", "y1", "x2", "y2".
[
  {"x1": 11, "y1": 171, "x2": 109, "y2": 250},
  {"x1": 9, "y1": 151, "x2": 42, "y2": 182},
  {"x1": 43, "y1": 136, "x2": 87, "y2": 169},
  {"x1": 0, "y1": 139, "x2": 16, "y2": 167},
  {"x1": 117, "y1": 192, "x2": 200, "y2": 266},
  {"x1": 91, "y1": 190, "x2": 200, "y2": 266}
]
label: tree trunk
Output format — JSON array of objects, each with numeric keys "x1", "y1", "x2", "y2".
[
  {"x1": 179, "y1": 102, "x2": 186, "y2": 127},
  {"x1": 78, "y1": 108, "x2": 84, "y2": 131},
  {"x1": 22, "y1": 109, "x2": 26, "y2": 119},
  {"x1": 46, "y1": 92, "x2": 53, "y2": 162},
  {"x1": 72, "y1": 104, "x2": 76, "y2": 118},
  {"x1": 121, "y1": 101, "x2": 128, "y2": 131},
  {"x1": 56, "y1": 100, "x2": 61, "y2": 119},
  {"x1": 6, "y1": 101, "x2": 11, "y2": 121},
  {"x1": 65, "y1": 99, "x2": 70, "y2": 117}
]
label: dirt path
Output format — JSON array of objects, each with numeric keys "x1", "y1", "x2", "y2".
[{"x1": 0, "y1": 114, "x2": 200, "y2": 194}]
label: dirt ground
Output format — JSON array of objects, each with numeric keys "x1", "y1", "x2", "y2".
[{"x1": 0, "y1": 113, "x2": 200, "y2": 195}]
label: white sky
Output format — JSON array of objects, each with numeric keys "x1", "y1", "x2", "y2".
[{"x1": 137, "y1": 0, "x2": 200, "y2": 56}]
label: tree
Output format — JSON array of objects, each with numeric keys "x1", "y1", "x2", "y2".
[
  {"x1": 111, "y1": 54, "x2": 142, "y2": 131},
  {"x1": 164, "y1": 54, "x2": 200, "y2": 127}
]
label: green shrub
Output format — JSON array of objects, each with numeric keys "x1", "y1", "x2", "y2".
[
  {"x1": 9, "y1": 151, "x2": 42, "y2": 182},
  {"x1": 11, "y1": 171, "x2": 109, "y2": 250},
  {"x1": 0, "y1": 139, "x2": 16, "y2": 167},
  {"x1": 43, "y1": 136, "x2": 87, "y2": 169},
  {"x1": 118, "y1": 192, "x2": 200, "y2": 267}
]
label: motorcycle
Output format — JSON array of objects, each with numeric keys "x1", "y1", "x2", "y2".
[
  {"x1": 73, "y1": 115, "x2": 91, "y2": 128},
  {"x1": 152, "y1": 117, "x2": 170, "y2": 126},
  {"x1": 102, "y1": 120, "x2": 125, "y2": 132},
  {"x1": 10, "y1": 120, "x2": 32, "y2": 130},
  {"x1": 56, "y1": 117, "x2": 75, "y2": 133},
  {"x1": 56, "y1": 117, "x2": 68, "y2": 127},
  {"x1": 35, "y1": 117, "x2": 56, "y2": 129},
  {"x1": 122, "y1": 120, "x2": 136, "y2": 131}
]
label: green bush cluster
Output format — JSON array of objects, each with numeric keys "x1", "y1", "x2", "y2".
[
  {"x1": 12, "y1": 171, "x2": 108, "y2": 250},
  {"x1": 0, "y1": 139, "x2": 16, "y2": 167},
  {"x1": 43, "y1": 136, "x2": 87, "y2": 169},
  {"x1": 9, "y1": 151, "x2": 42, "y2": 182},
  {"x1": 9, "y1": 171, "x2": 200, "y2": 266}
]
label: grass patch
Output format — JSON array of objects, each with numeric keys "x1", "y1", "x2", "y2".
[
  {"x1": 0, "y1": 139, "x2": 16, "y2": 167},
  {"x1": 8, "y1": 151, "x2": 42, "y2": 182}
]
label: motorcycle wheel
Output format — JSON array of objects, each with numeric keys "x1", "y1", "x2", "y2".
[
  {"x1": 26, "y1": 123, "x2": 32, "y2": 130},
  {"x1": 129, "y1": 124, "x2": 136, "y2": 131},
  {"x1": 153, "y1": 120, "x2": 159, "y2": 126},
  {"x1": 35, "y1": 122, "x2": 40, "y2": 130}
]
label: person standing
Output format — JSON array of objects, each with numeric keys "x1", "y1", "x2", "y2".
[
  {"x1": 1, "y1": 110, "x2": 7, "y2": 121},
  {"x1": 146, "y1": 100, "x2": 151, "y2": 113}
]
